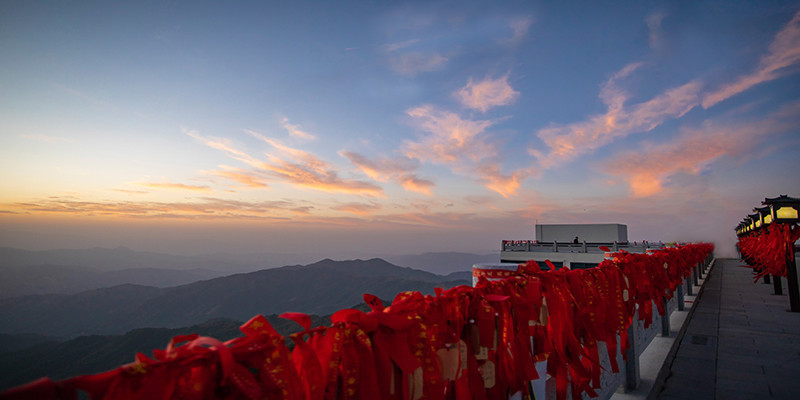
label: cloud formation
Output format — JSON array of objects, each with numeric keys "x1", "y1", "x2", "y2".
[
  {"x1": 3, "y1": 196, "x2": 304, "y2": 220},
  {"x1": 210, "y1": 166, "x2": 269, "y2": 189},
  {"x1": 188, "y1": 129, "x2": 383, "y2": 196},
  {"x1": 404, "y1": 105, "x2": 495, "y2": 164},
  {"x1": 455, "y1": 75, "x2": 519, "y2": 112},
  {"x1": 645, "y1": 11, "x2": 666, "y2": 50},
  {"x1": 280, "y1": 118, "x2": 315, "y2": 140},
  {"x1": 604, "y1": 102, "x2": 800, "y2": 196},
  {"x1": 137, "y1": 181, "x2": 212, "y2": 193},
  {"x1": 534, "y1": 62, "x2": 702, "y2": 167},
  {"x1": 332, "y1": 202, "x2": 381, "y2": 216},
  {"x1": 388, "y1": 52, "x2": 448, "y2": 75},
  {"x1": 341, "y1": 151, "x2": 435, "y2": 195},
  {"x1": 505, "y1": 16, "x2": 533, "y2": 45},
  {"x1": 702, "y1": 11, "x2": 800, "y2": 108},
  {"x1": 403, "y1": 105, "x2": 528, "y2": 197}
]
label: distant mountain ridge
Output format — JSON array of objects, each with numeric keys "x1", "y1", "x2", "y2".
[
  {"x1": 0, "y1": 264, "x2": 223, "y2": 298},
  {"x1": 0, "y1": 258, "x2": 470, "y2": 338},
  {"x1": 384, "y1": 252, "x2": 499, "y2": 275}
]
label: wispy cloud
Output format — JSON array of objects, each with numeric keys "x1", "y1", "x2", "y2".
[
  {"x1": 702, "y1": 11, "x2": 800, "y2": 108},
  {"x1": 280, "y1": 118, "x2": 315, "y2": 140},
  {"x1": 505, "y1": 16, "x2": 533, "y2": 45},
  {"x1": 332, "y1": 202, "x2": 381, "y2": 216},
  {"x1": 473, "y1": 163, "x2": 524, "y2": 199},
  {"x1": 383, "y1": 39, "x2": 420, "y2": 53},
  {"x1": 188, "y1": 129, "x2": 383, "y2": 196},
  {"x1": 184, "y1": 128, "x2": 260, "y2": 167},
  {"x1": 20, "y1": 134, "x2": 72, "y2": 144},
  {"x1": 2, "y1": 196, "x2": 306, "y2": 220},
  {"x1": 382, "y1": 35, "x2": 448, "y2": 76},
  {"x1": 403, "y1": 105, "x2": 529, "y2": 197},
  {"x1": 210, "y1": 166, "x2": 269, "y2": 189},
  {"x1": 113, "y1": 189, "x2": 149, "y2": 195},
  {"x1": 404, "y1": 105, "x2": 495, "y2": 164},
  {"x1": 388, "y1": 52, "x2": 448, "y2": 76},
  {"x1": 137, "y1": 181, "x2": 212, "y2": 193},
  {"x1": 340, "y1": 151, "x2": 435, "y2": 195},
  {"x1": 533, "y1": 62, "x2": 702, "y2": 167},
  {"x1": 604, "y1": 102, "x2": 800, "y2": 197},
  {"x1": 646, "y1": 11, "x2": 666, "y2": 50},
  {"x1": 455, "y1": 75, "x2": 519, "y2": 112}
]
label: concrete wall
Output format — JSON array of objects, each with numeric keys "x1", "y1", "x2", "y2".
[
  {"x1": 535, "y1": 224, "x2": 628, "y2": 243},
  {"x1": 501, "y1": 251, "x2": 605, "y2": 267}
]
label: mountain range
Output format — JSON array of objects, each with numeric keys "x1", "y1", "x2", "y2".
[
  {"x1": 0, "y1": 258, "x2": 471, "y2": 338},
  {"x1": 0, "y1": 246, "x2": 494, "y2": 298}
]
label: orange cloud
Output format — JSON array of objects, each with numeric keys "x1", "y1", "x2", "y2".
[
  {"x1": 211, "y1": 166, "x2": 269, "y2": 189},
  {"x1": 404, "y1": 105, "x2": 495, "y2": 163},
  {"x1": 534, "y1": 62, "x2": 702, "y2": 167},
  {"x1": 603, "y1": 102, "x2": 800, "y2": 197},
  {"x1": 403, "y1": 105, "x2": 528, "y2": 196},
  {"x1": 332, "y1": 202, "x2": 381, "y2": 216},
  {"x1": 2, "y1": 196, "x2": 310, "y2": 220},
  {"x1": 341, "y1": 151, "x2": 435, "y2": 195},
  {"x1": 184, "y1": 128, "x2": 261, "y2": 167},
  {"x1": 137, "y1": 181, "x2": 212, "y2": 193},
  {"x1": 188, "y1": 130, "x2": 383, "y2": 196},
  {"x1": 473, "y1": 163, "x2": 523, "y2": 199},
  {"x1": 113, "y1": 189, "x2": 149, "y2": 195},
  {"x1": 455, "y1": 75, "x2": 519, "y2": 112},
  {"x1": 398, "y1": 175, "x2": 435, "y2": 195},
  {"x1": 703, "y1": 11, "x2": 800, "y2": 108}
]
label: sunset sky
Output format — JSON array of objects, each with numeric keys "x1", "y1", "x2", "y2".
[{"x1": 1, "y1": 1, "x2": 799, "y2": 259}]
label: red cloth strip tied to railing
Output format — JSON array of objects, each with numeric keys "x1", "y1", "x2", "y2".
[
  {"x1": 0, "y1": 243, "x2": 713, "y2": 400},
  {"x1": 738, "y1": 224, "x2": 799, "y2": 281}
]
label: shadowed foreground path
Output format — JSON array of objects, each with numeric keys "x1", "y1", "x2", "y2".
[{"x1": 656, "y1": 258, "x2": 800, "y2": 399}]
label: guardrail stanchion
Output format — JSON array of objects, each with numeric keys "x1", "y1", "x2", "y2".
[{"x1": 624, "y1": 308, "x2": 640, "y2": 392}]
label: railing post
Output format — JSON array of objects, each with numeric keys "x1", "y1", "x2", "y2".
[
  {"x1": 677, "y1": 283, "x2": 685, "y2": 311},
  {"x1": 625, "y1": 308, "x2": 640, "y2": 392},
  {"x1": 693, "y1": 266, "x2": 698, "y2": 287},
  {"x1": 773, "y1": 276, "x2": 783, "y2": 295},
  {"x1": 686, "y1": 275, "x2": 693, "y2": 296},
  {"x1": 661, "y1": 297, "x2": 670, "y2": 336},
  {"x1": 786, "y1": 251, "x2": 800, "y2": 312},
  {"x1": 582, "y1": 240, "x2": 587, "y2": 253},
  {"x1": 553, "y1": 240, "x2": 558, "y2": 252}
]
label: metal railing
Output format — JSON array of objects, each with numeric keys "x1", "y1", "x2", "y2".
[{"x1": 501, "y1": 240, "x2": 665, "y2": 254}]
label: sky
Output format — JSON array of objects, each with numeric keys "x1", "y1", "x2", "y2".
[{"x1": 1, "y1": 1, "x2": 799, "y2": 259}]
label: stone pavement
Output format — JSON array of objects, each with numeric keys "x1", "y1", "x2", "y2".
[{"x1": 654, "y1": 258, "x2": 800, "y2": 400}]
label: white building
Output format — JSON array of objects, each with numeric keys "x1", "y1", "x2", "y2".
[{"x1": 499, "y1": 223, "x2": 659, "y2": 269}]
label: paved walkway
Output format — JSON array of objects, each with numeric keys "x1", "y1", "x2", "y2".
[{"x1": 655, "y1": 258, "x2": 800, "y2": 399}]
